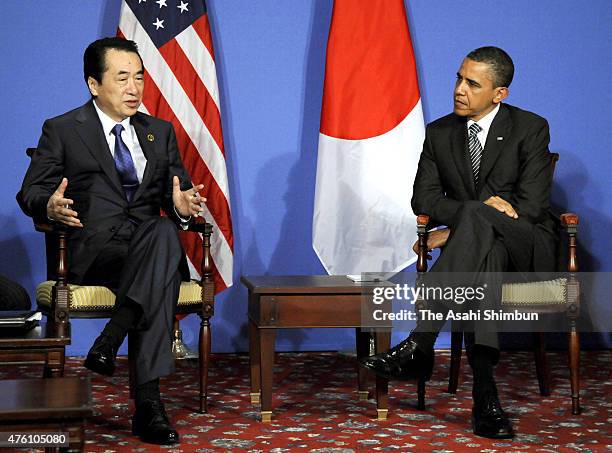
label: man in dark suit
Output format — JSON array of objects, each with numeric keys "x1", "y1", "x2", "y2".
[
  {"x1": 362, "y1": 47, "x2": 556, "y2": 439},
  {"x1": 17, "y1": 37, "x2": 205, "y2": 445}
]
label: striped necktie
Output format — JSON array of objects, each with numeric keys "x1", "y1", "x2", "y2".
[
  {"x1": 468, "y1": 122, "x2": 483, "y2": 186},
  {"x1": 111, "y1": 124, "x2": 139, "y2": 202}
]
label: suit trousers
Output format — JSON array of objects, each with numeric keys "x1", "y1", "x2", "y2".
[
  {"x1": 81, "y1": 216, "x2": 183, "y2": 384},
  {"x1": 417, "y1": 201, "x2": 536, "y2": 353}
]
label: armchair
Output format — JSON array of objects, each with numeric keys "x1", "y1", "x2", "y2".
[
  {"x1": 26, "y1": 148, "x2": 216, "y2": 413},
  {"x1": 414, "y1": 153, "x2": 582, "y2": 415}
]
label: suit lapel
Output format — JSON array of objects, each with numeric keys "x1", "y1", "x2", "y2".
[
  {"x1": 449, "y1": 116, "x2": 477, "y2": 197},
  {"x1": 131, "y1": 112, "x2": 158, "y2": 201},
  {"x1": 74, "y1": 102, "x2": 124, "y2": 197},
  {"x1": 477, "y1": 104, "x2": 513, "y2": 192}
]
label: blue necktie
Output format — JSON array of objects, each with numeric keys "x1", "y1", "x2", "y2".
[{"x1": 111, "y1": 124, "x2": 139, "y2": 202}]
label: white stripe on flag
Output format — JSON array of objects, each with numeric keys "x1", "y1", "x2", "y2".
[
  {"x1": 313, "y1": 101, "x2": 425, "y2": 275},
  {"x1": 175, "y1": 26, "x2": 220, "y2": 110},
  {"x1": 119, "y1": 6, "x2": 230, "y2": 200}
]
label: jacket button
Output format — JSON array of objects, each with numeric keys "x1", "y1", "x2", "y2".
[{"x1": 110, "y1": 226, "x2": 117, "y2": 232}]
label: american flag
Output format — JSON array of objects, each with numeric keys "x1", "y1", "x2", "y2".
[{"x1": 118, "y1": 0, "x2": 233, "y2": 292}]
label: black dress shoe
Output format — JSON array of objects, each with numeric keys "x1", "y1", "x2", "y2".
[
  {"x1": 132, "y1": 399, "x2": 179, "y2": 445},
  {"x1": 84, "y1": 333, "x2": 118, "y2": 376},
  {"x1": 472, "y1": 393, "x2": 514, "y2": 439},
  {"x1": 360, "y1": 335, "x2": 434, "y2": 381}
]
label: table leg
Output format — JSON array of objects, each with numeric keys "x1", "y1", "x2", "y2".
[
  {"x1": 43, "y1": 349, "x2": 65, "y2": 378},
  {"x1": 249, "y1": 319, "x2": 261, "y2": 404},
  {"x1": 259, "y1": 328, "x2": 276, "y2": 423},
  {"x1": 355, "y1": 328, "x2": 370, "y2": 401},
  {"x1": 375, "y1": 330, "x2": 391, "y2": 420}
]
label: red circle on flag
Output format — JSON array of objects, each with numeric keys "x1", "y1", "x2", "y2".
[{"x1": 320, "y1": 0, "x2": 421, "y2": 140}]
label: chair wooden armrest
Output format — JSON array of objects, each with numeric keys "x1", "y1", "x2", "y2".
[
  {"x1": 416, "y1": 214, "x2": 430, "y2": 273},
  {"x1": 181, "y1": 216, "x2": 215, "y2": 317},
  {"x1": 560, "y1": 213, "x2": 579, "y2": 273},
  {"x1": 560, "y1": 213, "x2": 578, "y2": 226},
  {"x1": 33, "y1": 222, "x2": 71, "y2": 338}
]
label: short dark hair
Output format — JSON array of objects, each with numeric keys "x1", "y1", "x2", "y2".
[
  {"x1": 83, "y1": 37, "x2": 143, "y2": 84},
  {"x1": 466, "y1": 46, "x2": 514, "y2": 88}
]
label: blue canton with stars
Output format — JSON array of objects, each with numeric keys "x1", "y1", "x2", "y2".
[{"x1": 126, "y1": 0, "x2": 206, "y2": 48}]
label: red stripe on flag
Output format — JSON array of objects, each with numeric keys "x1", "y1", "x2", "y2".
[
  {"x1": 157, "y1": 39, "x2": 225, "y2": 154},
  {"x1": 320, "y1": 0, "x2": 420, "y2": 140},
  {"x1": 192, "y1": 14, "x2": 215, "y2": 60},
  {"x1": 141, "y1": 71, "x2": 234, "y2": 249}
]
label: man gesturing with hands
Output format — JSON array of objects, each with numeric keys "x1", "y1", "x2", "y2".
[
  {"x1": 18, "y1": 37, "x2": 205, "y2": 445},
  {"x1": 47, "y1": 175, "x2": 204, "y2": 227}
]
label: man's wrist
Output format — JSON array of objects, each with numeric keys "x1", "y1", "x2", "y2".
[{"x1": 173, "y1": 206, "x2": 191, "y2": 229}]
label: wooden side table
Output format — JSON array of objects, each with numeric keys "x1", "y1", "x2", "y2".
[
  {"x1": 0, "y1": 323, "x2": 70, "y2": 377},
  {"x1": 0, "y1": 323, "x2": 69, "y2": 377},
  {"x1": 241, "y1": 275, "x2": 392, "y2": 422},
  {"x1": 0, "y1": 376, "x2": 92, "y2": 452}
]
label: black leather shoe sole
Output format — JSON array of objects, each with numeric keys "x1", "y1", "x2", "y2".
[{"x1": 84, "y1": 354, "x2": 115, "y2": 376}]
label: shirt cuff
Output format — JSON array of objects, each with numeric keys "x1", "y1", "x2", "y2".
[{"x1": 174, "y1": 206, "x2": 192, "y2": 230}]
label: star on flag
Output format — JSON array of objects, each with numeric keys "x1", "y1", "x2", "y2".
[
  {"x1": 177, "y1": 1, "x2": 189, "y2": 13},
  {"x1": 153, "y1": 17, "x2": 164, "y2": 29}
]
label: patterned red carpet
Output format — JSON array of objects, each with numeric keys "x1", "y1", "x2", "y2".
[{"x1": 3, "y1": 350, "x2": 610, "y2": 452}]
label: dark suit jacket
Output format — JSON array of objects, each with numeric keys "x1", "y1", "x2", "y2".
[
  {"x1": 412, "y1": 103, "x2": 557, "y2": 271},
  {"x1": 17, "y1": 101, "x2": 192, "y2": 283}
]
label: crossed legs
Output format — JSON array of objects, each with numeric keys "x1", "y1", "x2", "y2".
[{"x1": 83, "y1": 217, "x2": 183, "y2": 445}]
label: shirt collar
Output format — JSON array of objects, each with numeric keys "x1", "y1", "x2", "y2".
[
  {"x1": 467, "y1": 103, "x2": 500, "y2": 135},
  {"x1": 92, "y1": 100, "x2": 132, "y2": 139}
]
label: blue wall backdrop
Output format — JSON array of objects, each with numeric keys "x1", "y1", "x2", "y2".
[{"x1": 1, "y1": 1, "x2": 610, "y2": 355}]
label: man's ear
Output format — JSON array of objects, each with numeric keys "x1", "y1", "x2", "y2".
[
  {"x1": 493, "y1": 87, "x2": 509, "y2": 104},
  {"x1": 87, "y1": 76, "x2": 99, "y2": 97}
]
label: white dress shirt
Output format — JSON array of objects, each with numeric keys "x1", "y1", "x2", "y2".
[
  {"x1": 466, "y1": 103, "x2": 500, "y2": 149},
  {"x1": 93, "y1": 100, "x2": 147, "y2": 182},
  {"x1": 92, "y1": 101, "x2": 191, "y2": 224}
]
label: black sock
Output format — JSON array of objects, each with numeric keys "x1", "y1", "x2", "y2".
[
  {"x1": 470, "y1": 345, "x2": 498, "y2": 403},
  {"x1": 135, "y1": 378, "x2": 161, "y2": 407},
  {"x1": 101, "y1": 301, "x2": 141, "y2": 347}
]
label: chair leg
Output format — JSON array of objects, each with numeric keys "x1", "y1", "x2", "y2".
[
  {"x1": 569, "y1": 328, "x2": 581, "y2": 415},
  {"x1": 448, "y1": 331, "x2": 462, "y2": 394},
  {"x1": 199, "y1": 313, "x2": 211, "y2": 413},
  {"x1": 533, "y1": 332, "x2": 551, "y2": 396}
]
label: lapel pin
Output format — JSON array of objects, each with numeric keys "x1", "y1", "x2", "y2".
[
  {"x1": 496, "y1": 136, "x2": 504, "y2": 141},
  {"x1": 147, "y1": 133, "x2": 155, "y2": 142}
]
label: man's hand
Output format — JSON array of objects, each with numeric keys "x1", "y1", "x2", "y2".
[
  {"x1": 484, "y1": 195, "x2": 518, "y2": 219},
  {"x1": 412, "y1": 228, "x2": 450, "y2": 259},
  {"x1": 46, "y1": 178, "x2": 83, "y2": 227},
  {"x1": 172, "y1": 176, "x2": 206, "y2": 218}
]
